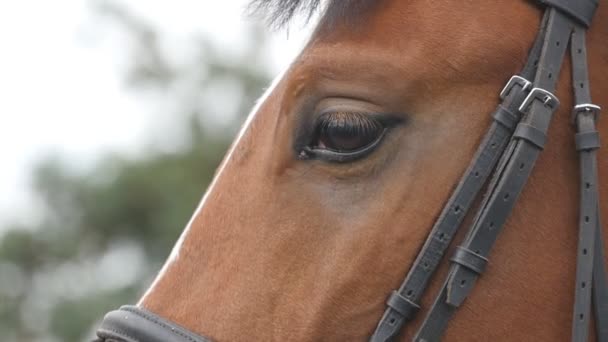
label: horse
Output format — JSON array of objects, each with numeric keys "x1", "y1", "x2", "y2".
[{"x1": 95, "y1": 0, "x2": 608, "y2": 341}]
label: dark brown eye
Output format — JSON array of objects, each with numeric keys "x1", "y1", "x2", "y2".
[
  {"x1": 298, "y1": 111, "x2": 402, "y2": 163},
  {"x1": 313, "y1": 112, "x2": 384, "y2": 152}
]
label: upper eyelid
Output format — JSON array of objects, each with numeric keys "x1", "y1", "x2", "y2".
[
  {"x1": 311, "y1": 96, "x2": 385, "y2": 117},
  {"x1": 314, "y1": 111, "x2": 405, "y2": 126},
  {"x1": 314, "y1": 111, "x2": 383, "y2": 127}
]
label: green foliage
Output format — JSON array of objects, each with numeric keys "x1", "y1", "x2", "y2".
[{"x1": 0, "y1": 3, "x2": 272, "y2": 341}]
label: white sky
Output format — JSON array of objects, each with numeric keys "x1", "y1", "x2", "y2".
[{"x1": 0, "y1": 0, "x2": 310, "y2": 229}]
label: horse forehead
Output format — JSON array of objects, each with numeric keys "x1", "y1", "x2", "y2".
[{"x1": 310, "y1": 0, "x2": 538, "y2": 62}]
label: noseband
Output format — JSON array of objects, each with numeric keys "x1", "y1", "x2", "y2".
[
  {"x1": 95, "y1": 1, "x2": 606, "y2": 341},
  {"x1": 94, "y1": 306, "x2": 211, "y2": 342}
]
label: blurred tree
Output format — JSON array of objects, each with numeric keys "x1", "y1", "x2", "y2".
[{"x1": 0, "y1": 2, "x2": 272, "y2": 341}]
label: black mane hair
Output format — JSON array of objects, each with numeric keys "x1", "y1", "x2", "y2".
[{"x1": 248, "y1": 0, "x2": 378, "y2": 29}]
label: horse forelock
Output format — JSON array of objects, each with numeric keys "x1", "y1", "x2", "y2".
[{"x1": 248, "y1": 0, "x2": 380, "y2": 30}]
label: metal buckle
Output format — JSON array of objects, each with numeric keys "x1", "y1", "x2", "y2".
[
  {"x1": 499, "y1": 75, "x2": 532, "y2": 100},
  {"x1": 571, "y1": 103, "x2": 601, "y2": 124},
  {"x1": 518, "y1": 87, "x2": 560, "y2": 114}
]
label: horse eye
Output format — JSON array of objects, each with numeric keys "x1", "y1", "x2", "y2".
[
  {"x1": 300, "y1": 112, "x2": 392, "y2": 163},
  {"x1": 313, "y1": 112, "x2": 384, "y2": 152}
]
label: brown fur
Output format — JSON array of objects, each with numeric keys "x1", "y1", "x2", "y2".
[{"x1": 140, "y1": 1, "x2": 608, "y2": 340}]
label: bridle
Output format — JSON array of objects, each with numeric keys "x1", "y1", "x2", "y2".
[
  {"x1": 371, "y1": 1, "x2": 606, "y2": 341},
  {"x1": 94, "y1": 1, "x2": 607, "y2": 341}
]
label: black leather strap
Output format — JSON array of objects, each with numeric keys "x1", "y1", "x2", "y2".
[
  {"x1": 536, "y1": 0, "x2": 598, "y2": 27},
  {"x1": 572, "y1": 111, "x2": 600, "y2": 342},
  {"x1": 513, "y1": 122, "x2": 547, "y2": 149},
  {"x1": 95, "y1": 306, "x2": 213, "y2": 342},
  {"x1": 570, "y1": 25, "x2": 607, "y2": 342},
  {"x1": 575, "y1": 131, "x2": 601, "y2": 150},
  {"x1": 387, "y1": 291, "x2": 420, "y2": 318},
  {"x1": 413, "y1": 9, "x2": 573, "y2": 341},
  {"x1": 593, "y1": 212, "x2": 608, "y2": 342},
  {"x1": 367, "y1": 14, "x2": 548, "y2": 341}
]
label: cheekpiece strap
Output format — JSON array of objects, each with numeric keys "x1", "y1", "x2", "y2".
[{"x1": 536, "y1": 0, "x2": 599, "y2": 27}]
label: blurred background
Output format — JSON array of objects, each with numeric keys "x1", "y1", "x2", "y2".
[{"x1": 0, "y1": 1, "x2": 309, "y2": 340}]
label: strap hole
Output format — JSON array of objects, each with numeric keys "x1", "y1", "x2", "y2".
[
  {"x1": 519, "y1": 163, "x2": 525, "y2": 170},
  {"x1": 580, "y1": 83, "x2": 584, "y2": 88},
  {"x1": 585, "y1": 182, "x2": 591, "y2": 189},
  {"x1": 556, "y1": 41, "x2": 560, "y2": 46},
  {"x1": 474, "y1": 171, "x2": 480, "y2": 178},
  {"x1": 407, "y1": 290, "x2": 413, "y2": 297},
  {"x1": 423, "y1": 262, "x2": 429, "y2": 270},
  {"x1": 579, "y1": 313, "x2": 584, "y2": 321},
  {"x1": 578, "y1": 48, "x2": 582, "y2": 54},
  {"x1": 581, "y1": 282, "x2": 586, "y2": 289},
  {"x1": 460, "y1": 279, "x2": 467, "y2": 287},
  {"x1": 585, "y1": 216, "x2": 590, "y2": 223},
  {"x1": 489, "y1": 222, "x2": 495, "y2": 230},
  {"x1": 548, "y1": 73, "x2": 552, "y2": 79},
  {"x1": 583, "y1": 248, "x2": 588, "y2": 255},
  {"x1": 503, "y1": 193, "x2": 510, "y2": 201},
  {"x1": 439, "y1": 233, "x2": 446, "y2": 241},
  {"x1": 533, "y1": 60, "x2": 539, "y2": 66},
  {"x1": 454, "y1": 205, "x2": 461, "y2": 214},
  {"x1": 491, "y1": 143, "x2": 497, "y2": 148},
  {"x1": 389, "y1": 318, "x2": 396, "y2": 325},
  {"x1": 474, "y1": 250, "x2": 480, "y2": 254}
]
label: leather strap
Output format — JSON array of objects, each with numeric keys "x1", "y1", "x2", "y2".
[
  {"x1": 368, "y1": 13, "x2": 548, "y2": 342},
  {"x1": 575, "y1": 131, "x2": 601, "y2": 150},
  {"x1": 593, "y1": 211, "x2": 608, "y2": 342},
  {"x1": 413, "y1": 9, "x2": 573, "y2": 341},
  {"x1": 536, "y1": 0, "x2": 599, "y2": 27},
  {"x1": 95, "y1": 306, "x2": 213, "y2": 342},
  {"x1": 572, "y1": 111, "x2": 600, "y2": 342},
  {"x1": 570, "y1": 25, "x2": 608, "y2": 342},
  {"x1": 513, "y1": 123, "x2": 547, "y2": 149}
]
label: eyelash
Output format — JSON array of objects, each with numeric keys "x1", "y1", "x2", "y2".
[
  {"x1": 315, "y1": 112, "x2": 382, "y2": 143},
  {"x1": 298, "y1": 112, "x2": 401, "y2": 163}
]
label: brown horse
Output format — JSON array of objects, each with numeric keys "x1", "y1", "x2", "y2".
[{"x1": 100, "y1": 0, "x2": 608, "y2": 341}]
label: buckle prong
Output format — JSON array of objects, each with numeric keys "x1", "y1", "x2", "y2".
[
  {"x1": 571, "y1": 103, "x2": 601, "y2": 124},
  {"x1": 518, "y1": 87, "x2": 559, "y2": 114}
]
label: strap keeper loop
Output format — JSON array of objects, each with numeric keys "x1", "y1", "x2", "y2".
[
  {"x1": 450, "y1": 246, "x2": 488, "y2": 275},
  {"x1": 386, "y1": 290, "x2": 420, "y2": 319},
  {"x1": 575, "y1": 131, "x2": 600, "y2": 151},
  {"x1": 492, "y1": 105, "x2": 519, "y2": 131},
  {"x1": 513, "y1": 123, "x2": 547, "y2": 149}
]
